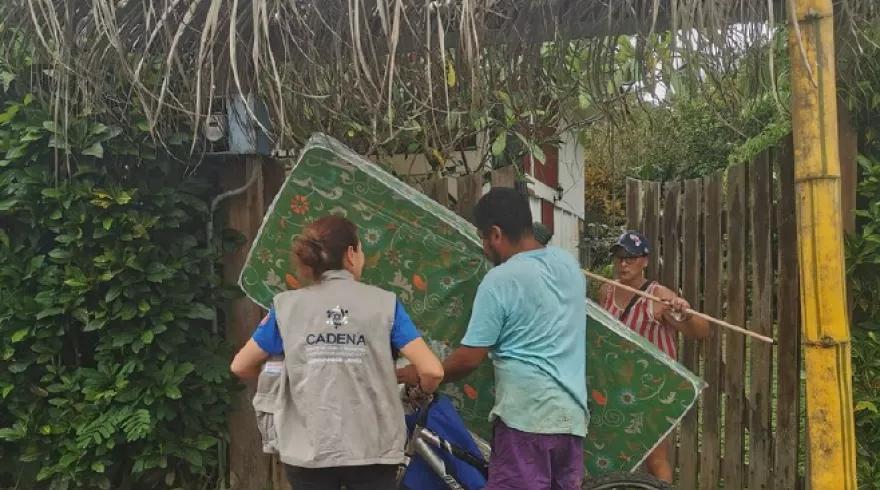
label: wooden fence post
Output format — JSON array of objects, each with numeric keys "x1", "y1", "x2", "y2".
[
  {"x1": 700, "y1": 171, "x2": 725, "y2": 490},
  {"x1": 490, "y1": 165, "x2": 517, "y2": 189},
  {"x1": 838, "y1": 101, "x2": 858, "y2": 319},
  {"x1": 262, "y1": 159, "x2": 290, "y2": 490},
  {"x1": 838, "y1": 101, "x2": 858, "y2": 235},
  {"x1": 456, "y1": 173, "x2": 484, "y2": 224},
  {"x1": 643, "y1": 182, "x2": 661, "y2": 281},
  {"x1": 679, "y1": 179, "x2": 703, "y2": 490},
  {"x1": 661, "y1": 183, "x2": 682, "y2": 298},
  {"x1": 626, "y1": 179, "x2": 643, "y2": 231},
  {"x1": 749, "y1": 152, "x2": 775, "y2": 490},
  {"x1": 775, "y1": 136, "x2": 802, "y2": 490},
  {"x1": 423, "y1": 177, "x2": 451, "y2": 208},
  {"x1": 222, "y1": 157, "x2": 274, "y2": 490},
  {"x1": 723, "y1": 162, "x2": 749, "y2": 490},
  {"x1": 661, "y1": 182, "x2": 681, "y2": 472}
]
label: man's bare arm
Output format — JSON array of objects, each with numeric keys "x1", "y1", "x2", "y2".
[
  {"x1": 396, "y1": 345, "x2": 489, "y2": 386},
  {"x1": 441, "y1": 346, "x2": 490, "y2": 384}
]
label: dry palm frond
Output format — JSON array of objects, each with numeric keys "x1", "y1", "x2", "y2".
[{"x1": 0, "y1": 0, "x2": 875, "y2": 169}]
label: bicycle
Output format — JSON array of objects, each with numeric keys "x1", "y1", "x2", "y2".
[{"x1": 397, "y1": 391, "x2": 675, "y2": 490}]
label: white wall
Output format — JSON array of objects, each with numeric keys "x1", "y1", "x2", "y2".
[
  {"x1": 530, "y1": 195, "x2": 579, "y2": 258},
  {"x1": 557, "y1": 129, "x2": 586, "y2": 220},
  {"x1": 551, "y1": 208, "x2": 580, "y2": 259},
  {"x1": 524, "y1": 128, "x2": 585, "y2": 221},
  {"x1": 528, "y1": 196, "x2": 542, "y2": 226}
]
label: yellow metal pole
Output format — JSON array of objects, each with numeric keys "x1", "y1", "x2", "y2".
[{"x1": 788, "y1": 0, "x2": 858, "y2": 488}]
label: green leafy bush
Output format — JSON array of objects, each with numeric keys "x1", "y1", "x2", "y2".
[
  {"x1": 853, "y1": 332, "x2": 880, "y2": 490},
  {"x1": 0, "y1": 74, "x2": 237, "y2": 488},
  {"x1": 849, "y1": 150, "x2": 880, "y2": 490},
  {"x1": 847, "y1": 153, "x2": 880, "y2": 332},
  {"x1": 845, "y1": 59, "x2": 880, "y2": 485},
  {"x1": 579, "y1": 32, "x2": 791, "y2": 190},
  {"x1": 581, "y1": 223, "x2": 625, "y2": 268},
  {"x1": 581, "y1": 91, "x2": 790, "y2": 186}
]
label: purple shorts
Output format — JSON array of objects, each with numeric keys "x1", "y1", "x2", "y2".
[{"x1": 485, "y1": 420, "x2": 585, "y2": 490}]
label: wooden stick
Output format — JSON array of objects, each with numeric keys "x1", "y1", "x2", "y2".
[{"x1": 583, "y1": 270, "x2": 775, "y2": 344}]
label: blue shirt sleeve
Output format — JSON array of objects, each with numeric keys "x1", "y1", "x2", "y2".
[
  {"x1": 252, "y1": 308, "x2": 284, "y2": 355},
  {"x1": 391, "y1": 299, "x2": 422, "y2": 352},
  {"x1": 461, "y1": 274, "x2": 505, "y2": 348}
]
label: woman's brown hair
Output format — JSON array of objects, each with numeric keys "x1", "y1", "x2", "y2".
[{"x1": 293, "y1": 215, "x2": 360, "y2": 281}]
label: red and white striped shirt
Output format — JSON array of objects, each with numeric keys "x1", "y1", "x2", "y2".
[{"x1": 601, "y1": 282, "x2": 678, "y2": 360}]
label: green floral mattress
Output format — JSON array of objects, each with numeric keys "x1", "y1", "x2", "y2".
[{"x1": 239, "y1": 134, "x2": 705, "y2": 476}]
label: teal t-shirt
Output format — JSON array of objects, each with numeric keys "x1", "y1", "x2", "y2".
[{"x1": 461, "y1": 246, "x2": 589, "y2": 436}]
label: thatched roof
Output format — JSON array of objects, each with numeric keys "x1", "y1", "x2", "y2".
[{"x1": 0, "y1": 0, "x2": 874, "y2": 159}]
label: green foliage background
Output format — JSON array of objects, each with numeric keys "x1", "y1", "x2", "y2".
[
  {"x1": 0, "y1": 61, "x2": 238, "y2": 489},
  {"x1": 841, "y1": 24, "x2": 880, "y2": 490},
  {"x1": 580, "y1": 32, "x2": 792, "y2": 226}
]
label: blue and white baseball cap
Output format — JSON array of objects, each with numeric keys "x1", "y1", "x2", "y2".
[{"x1": 610, "y1": 231, "x2": 650, "y2": 256}]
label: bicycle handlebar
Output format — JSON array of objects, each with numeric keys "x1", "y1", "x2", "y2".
[{"x1": 402, "y1": 384, "x2": 437, "y2": 429}]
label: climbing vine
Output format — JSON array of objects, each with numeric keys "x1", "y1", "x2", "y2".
[{"x1": 0, "y1": 65, "x2": 238, "y2": 489}]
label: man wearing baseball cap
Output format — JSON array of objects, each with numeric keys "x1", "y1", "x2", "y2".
[{"x1": 597, "y1": 230, "x2": 709, "y2": 483}]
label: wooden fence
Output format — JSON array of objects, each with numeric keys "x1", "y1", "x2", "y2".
[
  {"x1": 625, "y1": 138, "x2": 803, "y2": 490},
  {"x1": 412, "y1": 164, "x2": 519, "y2": 219},
  {"x1": 621, "y1": 103, "x2": 859, "y2": 490}
]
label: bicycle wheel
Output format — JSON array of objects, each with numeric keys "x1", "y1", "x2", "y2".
[{"x1": 581, "y1": 471, "x2": 675, "y2": 490}]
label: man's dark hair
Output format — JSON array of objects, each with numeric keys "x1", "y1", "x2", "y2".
[{"x1": 473, "y1": 187, "x2": 533, "y2": 241}]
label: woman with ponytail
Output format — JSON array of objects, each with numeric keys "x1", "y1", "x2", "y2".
[{"x1": 231, "y1": 215, "x2": 444, "y2": 490}]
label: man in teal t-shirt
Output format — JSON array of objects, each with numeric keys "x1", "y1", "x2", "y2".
[{"x1": 397, "y1": 188, "x2": 588, "y2": 490}]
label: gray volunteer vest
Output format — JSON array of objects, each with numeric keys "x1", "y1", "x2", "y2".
[{"x1": 272, "y1": 269, "x2": 406, "y2": 468}]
